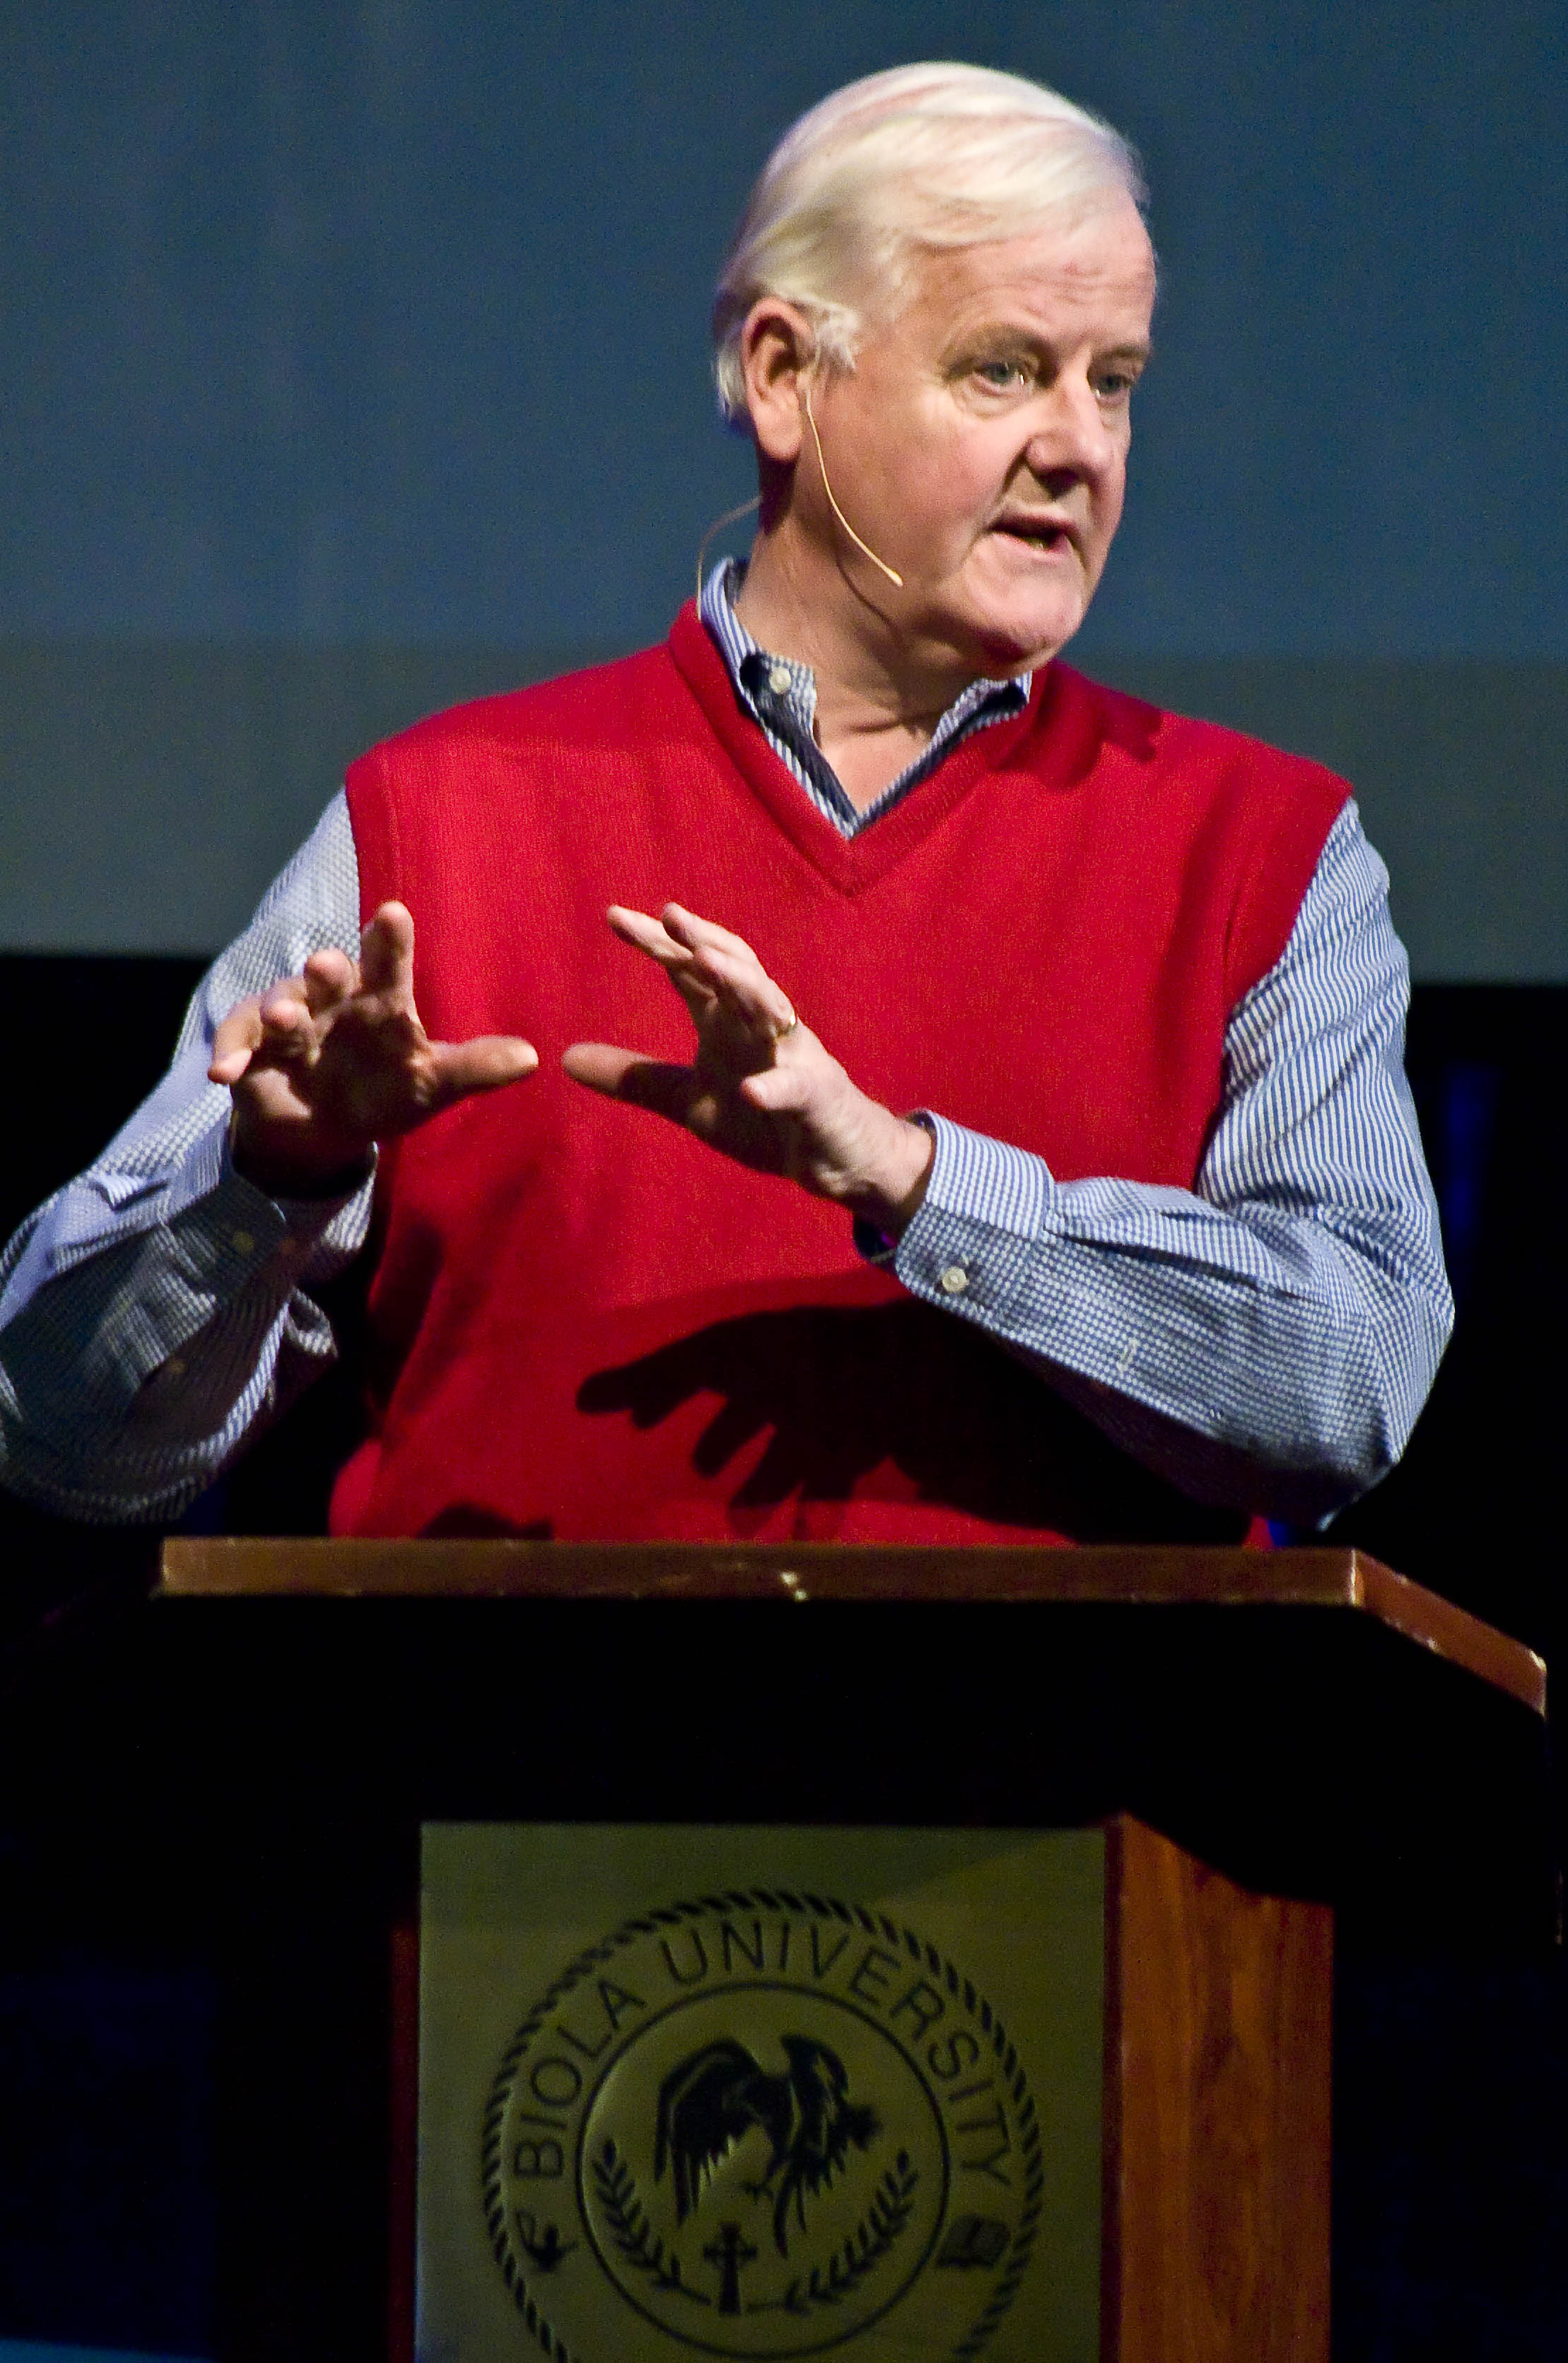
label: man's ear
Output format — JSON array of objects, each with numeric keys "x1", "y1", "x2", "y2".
[{"x1": 738, "y1": 297, "x2": 817, "y2": 465}]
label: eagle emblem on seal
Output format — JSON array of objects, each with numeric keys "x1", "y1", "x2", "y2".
[{"x1": 654, "y1": 2034, "x2": 880, "y2": 2256}]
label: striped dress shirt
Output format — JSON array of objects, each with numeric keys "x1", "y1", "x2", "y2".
[{"x1": 0, "y1": 565, "x2": 1451, "y2": 1525}]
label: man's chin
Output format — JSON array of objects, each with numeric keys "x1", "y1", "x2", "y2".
[
  {"x1": 964, "y1": 600, "x2": 1085, "y2": 676},
  {"x1": 940, "y1": 566, "x2": 1089, "y2": 674}
]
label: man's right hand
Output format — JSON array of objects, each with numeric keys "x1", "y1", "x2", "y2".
[{"x1": 209, "y1": 900, "x2": 537, "y2": 1197}]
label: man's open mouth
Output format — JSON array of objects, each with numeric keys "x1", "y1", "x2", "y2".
[{"x1": 990, "y1": 517, "x2": 1075, "y2": 552}]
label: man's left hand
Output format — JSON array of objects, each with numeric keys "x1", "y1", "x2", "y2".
[{"x1": 562, "y1": 904, "x2": 933, "y2": 1235}]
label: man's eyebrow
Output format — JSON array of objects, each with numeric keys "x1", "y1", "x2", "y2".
[{"x1": 950, "y1": 324, "x2": 1154, "y2": 363}]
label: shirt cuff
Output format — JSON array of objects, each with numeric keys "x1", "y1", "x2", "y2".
[
  {"x1": 84, "y1": 1124, "x2": 374, "y2": 1400},
  {"x1": 160, "y1": 1114, "x2": 370, "y2": 1247},
  {"x1": 892, "y1": 1111, "x2": 1055, "y2": 1312}
]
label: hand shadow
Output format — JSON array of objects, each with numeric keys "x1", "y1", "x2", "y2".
[{"x1": 578, "y1": 1297, "x2": 1248, "y2": 1544}]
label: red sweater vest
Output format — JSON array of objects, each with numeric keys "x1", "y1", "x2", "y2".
[{"x1": 333, "y1": 604, "x2": 1347, "y2": 1545}]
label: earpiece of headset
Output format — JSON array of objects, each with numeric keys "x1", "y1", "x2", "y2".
[{"x1": 802, "y1": 380, "x2": 904, "y2": 588}]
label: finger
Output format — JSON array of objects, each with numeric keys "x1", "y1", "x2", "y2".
[
  {"x1": 659, "y1": 906, "x2": 796, "y2": 1037},
  {"x1": 604, "y1": 908, "x2": 721, "y2": 1023},
  {"x1": 609, "y1": 919, "x2": 790, "y2": 1041},
  {"x1": 659, "y1": 904, "x2": 760, "y2": 963},
  {"x1": 605, "y1": 906, "x2": 750, "y2": 1010},
  {"x1": 210, "y1": 988, "x2": 312, "y2": 1085},
  {"x1": 738, "y1": 1059, "x2": 814, "y2": 1113},
  {"x1": 562, "y1": 1042, "x2": 706, "y2": 1125},
  {"x1": 605, "y1": 906, "x2": 689, "y2": 965},
  {"x1": 300, "y1": 946, "x2": 359, "y2": 1015},
  {"x1": 254, "y1": 987, "x2": 319, "y2": 1060},
  {"x1": 429, "y1": 1034, "x2": 539, "y2": 1099},
  {"x1": 359, "y1": 901, "x2": 416, "y2": 999},
  {"x1": 209, "y1": 998, "x2": 264, "y2": 1082},
  {"x1": 691, "y1": 943, "x2": 798, "y2": 1039}
]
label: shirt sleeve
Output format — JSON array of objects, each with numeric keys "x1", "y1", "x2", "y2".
[
  {"x1": 890, "y1": 800, "x2": 1454, "y2": 1524},
  {"x1": 0, "y1": 792, "x2": 375, "y2": 1524}
]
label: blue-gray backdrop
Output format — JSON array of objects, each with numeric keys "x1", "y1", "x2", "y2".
[{"x1": 2, "y1": 0, "x2": 1564, "y2": 970}]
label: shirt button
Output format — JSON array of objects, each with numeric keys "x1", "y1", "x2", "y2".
[
  {"x1": 1117, "y1": 1337, "x2": 1137, "y2": 1373},
  {"x1": 163, "y1": 1355, "x2": 186, "y2": 1379},
  {"x1": 939, "y1": 1264, "x2": 969, "y2": 1296},
  {"x1": 767, "y1": 664, "x2": 792, "y2": 695},
  {"x1": 230, "y1": 1229, "x2": 255, "y2": 1255}
]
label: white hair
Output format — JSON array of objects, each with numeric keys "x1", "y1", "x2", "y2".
[{"x1": 712, "y1": 62, "x2": 1147, "y2": 423}]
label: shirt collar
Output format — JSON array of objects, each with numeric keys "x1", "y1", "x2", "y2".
[{"x1": 697, "y1": 556, "x2": 1031, "y2": 836}]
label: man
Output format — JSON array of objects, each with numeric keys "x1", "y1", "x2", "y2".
[{"x1": 0, "y1": 63, "x2": 1451, "y2": 1543}]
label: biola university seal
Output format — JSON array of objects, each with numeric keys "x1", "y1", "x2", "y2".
[{"x1": 483, "y1": 1889, "x2": 1043, "y2": 2362}]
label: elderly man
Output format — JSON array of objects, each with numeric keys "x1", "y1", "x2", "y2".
[{"x1": 0, "y1": 63, "x2": 1450, "y2": 1544}]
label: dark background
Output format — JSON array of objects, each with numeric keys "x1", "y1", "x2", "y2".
[
  {"x1": 1, "y1": 4, "x2": 1564, "y2": 2357},
  {"x1": 0, "y1": 0, "x2": 1563, "y2": 968}
]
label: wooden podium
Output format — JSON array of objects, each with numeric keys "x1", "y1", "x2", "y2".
[{"x1": 6, "y1": 1541, "x2": 1549, "y2": 2363}]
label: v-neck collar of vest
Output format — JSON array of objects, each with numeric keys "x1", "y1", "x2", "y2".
[{"x1": 666, "y1": 600, "x2": 1060, "y2": 897}]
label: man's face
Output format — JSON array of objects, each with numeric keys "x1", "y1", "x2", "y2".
[{"x1": 805, "y1": 197, "x2": 1157, "y2": 674}]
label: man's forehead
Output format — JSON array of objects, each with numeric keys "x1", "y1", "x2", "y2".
[{"x1": 902, "y1": 209, "x2": 1157, "y2": 342}]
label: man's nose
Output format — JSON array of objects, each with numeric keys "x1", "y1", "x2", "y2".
[{"x1": 1021, "y1": 374, "x2": 1119, "y2": 484}]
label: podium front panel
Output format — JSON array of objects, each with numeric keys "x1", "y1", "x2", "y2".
[{"x1": 419, "y1": 1824, "x2": 1106, "y2": 2363}]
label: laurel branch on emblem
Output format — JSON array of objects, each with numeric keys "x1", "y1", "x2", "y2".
[
  {"x1": 592, "y1": 2138, "x2": 713, "y2": 2306},
  {"x1": 749, "y1": 2150, "x2": 921, "y2": 2318},
  {"x1": 592, "y1": 2133, "x2": 920, "y2": 2319}
]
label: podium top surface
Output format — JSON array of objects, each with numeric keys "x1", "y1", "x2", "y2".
[{"x1": 158, "y1": 1539, "x2": 1545, "y2": 1715}]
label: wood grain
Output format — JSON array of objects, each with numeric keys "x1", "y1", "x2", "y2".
[
  {"x1": 158, "y1": 1539, "x2": 1546, "y2": 1713},
  {"x1": 1103, "y1": 1816, "x2": 1333, "y2": 2363}
]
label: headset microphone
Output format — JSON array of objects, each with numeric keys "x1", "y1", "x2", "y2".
[{"x1": 802, "y1": 383, "x2": 904, "y2": 588}]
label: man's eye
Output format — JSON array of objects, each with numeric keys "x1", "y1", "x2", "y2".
[
  {"x1": 975, "y1": 359, "x2": 1028, "y2": 390},
  {"x1": 1096, "y1": 370, "x2": 1140, "y2": 401}
]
